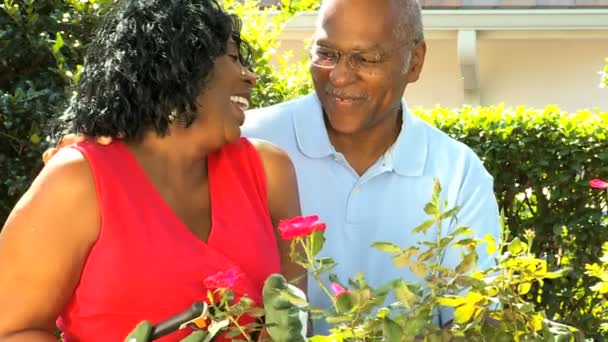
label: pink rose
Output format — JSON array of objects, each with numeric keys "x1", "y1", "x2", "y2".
[
  {"x1": 331, "y1": 282, "x2": 349, "y2": 297},
  {"x1": 278, "y1": 215, "x2": 326, "y2": 240},
  {"x1": 204, "y1": 268, "x2": 242, "y2": 290},
  {"x1": 590, "y1": 178, "x2": 608, "y2": 190}
]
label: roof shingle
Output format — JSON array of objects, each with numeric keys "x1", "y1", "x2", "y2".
[{"x1": 259, "y1": 0, "x2": 608, "y2": 8}]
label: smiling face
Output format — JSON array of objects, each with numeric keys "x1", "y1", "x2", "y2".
[
  {"x1": 190, "y1": 39, "x2": 256, "y2": 147},
  {"x1": 310, "y1": 0, "x2": 425, "y2": 136}
]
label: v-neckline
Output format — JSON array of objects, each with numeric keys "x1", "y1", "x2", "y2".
[{"x1": 116, "y1": 141, "x2": 217, "y2": 247}]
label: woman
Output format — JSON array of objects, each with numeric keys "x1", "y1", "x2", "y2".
[{"x1": 0, "y1": 0, "x2": 303, "y2": 341}]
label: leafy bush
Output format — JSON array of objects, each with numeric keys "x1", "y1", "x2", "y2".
[
  {"x1": 194, "y1": 183, "x2": 582, "y2": 341},
  {"x1": 601, "y1": 57, "x2": 608, "y2": 88},
  {"x1": 221, "y1": 0, "x2": 316, "y2": 107},
  {"x1": 415, "y1": 105, "x2": 608, "y2": 338},
  {"x1": 0, "y1": 0, "x2": 108, "y2": 222}
]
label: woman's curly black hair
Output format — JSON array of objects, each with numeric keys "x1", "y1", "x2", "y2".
[{"x1": 61, "y1": 0, "x2": 252, "y2": 141}]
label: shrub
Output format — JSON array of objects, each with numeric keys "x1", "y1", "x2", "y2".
[
  {"x1": 415, "y1": 105, "x2": 608, "y2": 338},
  {"x1": 0, "y1": 0, "x2": 109, "y2": 222}
]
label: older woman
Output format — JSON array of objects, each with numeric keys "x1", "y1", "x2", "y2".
[{"x1": 0, "y1": 0, "x2": 303, "y2": 341}]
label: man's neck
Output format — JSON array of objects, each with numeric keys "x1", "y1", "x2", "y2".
[{"x1": 327, "y1": 108, "x2": 402, "y2": 176}]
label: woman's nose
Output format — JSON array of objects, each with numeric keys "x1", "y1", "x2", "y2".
[{"x1": 241, "y1": 68, "x2": 257, "y2": 87}]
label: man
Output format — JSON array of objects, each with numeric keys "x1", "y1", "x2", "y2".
[{"x1": 241, "y1": 0, "x2": 500, "y2": 333}]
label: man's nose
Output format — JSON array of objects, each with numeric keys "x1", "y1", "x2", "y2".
[{"x1": 329, "y1": 56, "x2": 357, "y2": 86}]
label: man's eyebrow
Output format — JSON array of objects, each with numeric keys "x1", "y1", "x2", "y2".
[{"x1": 314, "y1": 40, "x2": 385, "y2": 52}]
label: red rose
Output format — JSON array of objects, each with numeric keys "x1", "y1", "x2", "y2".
[
  {"x1": 204, "y1": 268, "x2": 242, "y2": 290},
  {"x1": 590, "y1": 178, "x2": 608, "y2": 190},
  {"x1": 278, "y1": 215, "x2": 326, "y2": 240}
]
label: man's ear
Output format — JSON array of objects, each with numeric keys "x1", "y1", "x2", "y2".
[{"x1": 405, "y1": 40, "x2": 426, "y2": 83}]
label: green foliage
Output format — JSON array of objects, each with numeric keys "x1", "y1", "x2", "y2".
[
  {"x1": 291, "y1": 179, "x2": 580, "y2": 341},
  {"x1": 415, "y1": 105, "x2": 608, "y2": 339},
  {"x1": 601, "y1": 57, "x2": 608, "y2": 88},
  {"x1": 0, "y1": 0, "x2": 108, "y2": 222},
  {"x1": 221, "y1": 0, "x2": 315, "y2": 108},
  {"x1": 585, "y1": 241, "x2": 608, "y2": 334}
]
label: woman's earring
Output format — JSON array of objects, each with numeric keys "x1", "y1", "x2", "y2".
[{"x1": 168, "y1": 110, "x2": 177, "y2": 123}]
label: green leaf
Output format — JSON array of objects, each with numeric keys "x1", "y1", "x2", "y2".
[
  {"x1": 437, "y1": 296, "x2": 467, "y2": 307},
  {"x1": 452, "y1": 238, "x2": 477, "y2": 248},
  {"x1": 310, "y1": 230, "x2": 325, "y2": 256},
  {"x1": 417, "y1": 248, "x2": 435, "y2": 263},
  {"x1": 402, "y1": 315, "x2": 426, "y2": 336},
  {"x1": 484, "y1": 234, "x2": 498, "y2": 256},
  {"x1": 412, "y1": 219, "x2": 436, "y2": 234},
  {"x1": 410, "y1": 262, "x2": 428, "y2": 278},
  {"x1": 507, "y1": 237, "x2": 527, "y2": 255},
  {"x1": 392, "y1": 247, "x2": 419, "y2": 268},
  {"x1": 382, "y1": 318, "x2": 403, "y2": 341},
  {"x1": 454, "y1": 303, "x2": 476, "y2": 324},
  {"x1": 440, "y1": 205, "x2": 461, "y2": 219},
  {"x1": 335, "y1": 292, "x2": 354, "y2": 313},
  {"x1": 451, "y1": 226, "x2": 474, "y2": 237},
  {"x1": 424, "y1": 202, "x2": 439, "y2": 216},
  {"x1": 393, "y1": 280, "x2": 418, "y2": 309},
  {"x1": 371, "y1": 241, "x2": 402, "y2": 254},
  {"x1": 314, "y1": 257, "x2": 336, "y2": 273},
  {"x1": 53, "y1": 32, "x2": 64, "y2": 54},
  {"x1": 433, "y1": 178, "x2": 442, "y2": 197},
  {"x1": 455, "y1": 252, "x2": 478, "y2": 274},
  {"x1": 29, "y1": 133, "x2": 40, "y2": 144},
  {"x1": 544, "y1": 269, "x2": 569, "y2": 279}
]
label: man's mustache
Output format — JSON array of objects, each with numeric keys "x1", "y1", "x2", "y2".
[{"x1": 324, "y1": 86, "x2": 367, "y2": 100}]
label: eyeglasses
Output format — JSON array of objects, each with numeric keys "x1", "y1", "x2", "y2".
[{"x1": 309, "y1": 41, "x2": 416, "y2": 75}]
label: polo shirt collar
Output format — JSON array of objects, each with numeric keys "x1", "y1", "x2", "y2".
[
  {"x1": 293, "y1": 93, "x2": 335, "y2": 158},
  {"x1": 387, "y1": 99, "x2": 428, "y2": 177},
  {"x1": 293, "y1": 94, "x2": 428, "y2": 177}
]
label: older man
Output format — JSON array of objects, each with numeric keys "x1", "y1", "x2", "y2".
[{"x1": 241, "y1": 0, "x2": 500, "y2": 333}]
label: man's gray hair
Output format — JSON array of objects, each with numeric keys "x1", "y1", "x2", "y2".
[
  {"x1": 395, "y1": 0, "x2": 424, "y2": 73},
  {"x1": 317, "y1": 0, "x2": 424, "y2": 43},
  {"x1": 395, "y1": 0, "x2": 425, "y2": 43}
]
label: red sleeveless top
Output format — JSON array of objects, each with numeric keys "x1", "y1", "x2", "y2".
[{"x1": 56, "y1": 138, "x2": 280, "y2": 341}]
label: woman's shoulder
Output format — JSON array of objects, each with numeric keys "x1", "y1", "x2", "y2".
[
  {"x1": 245, "y1": 137, "x2": 291, "y2": 166},
  {"x1": 44, "y1": 145, "x2": 95, "y2": 188},
  {"x1": 4, "y1": 144, "x2": 100, "y2": 254}
]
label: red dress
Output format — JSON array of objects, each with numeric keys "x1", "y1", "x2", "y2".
[{"x1": 56, "y1": 138, "x2": 280, "y2": 341}]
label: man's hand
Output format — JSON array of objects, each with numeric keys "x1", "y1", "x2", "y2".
[
  {"x1": 42, "y1": 134, "x2": 113, "y2": 165},
  {"x1": 262, "y1": 274, "x2": 307, "y2": 342}
]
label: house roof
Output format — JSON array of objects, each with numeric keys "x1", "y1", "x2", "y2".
[
  {"x1": 260, "y1": 0, "x2": 608, "y2": 8},
  {"x1": 420, "y1": 0, "x2": 608, "y2": 8}
]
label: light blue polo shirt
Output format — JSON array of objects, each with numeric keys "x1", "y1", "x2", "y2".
[{"x1": 243, "y1": 93, "x2": 500, "y2": 332}]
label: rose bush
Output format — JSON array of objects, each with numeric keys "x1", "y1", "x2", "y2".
[{"x1": 185, "y1": 181, "x2": 583, "y2": 341}]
